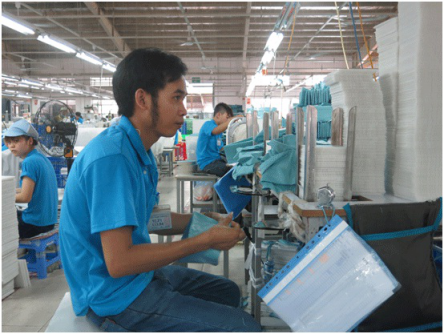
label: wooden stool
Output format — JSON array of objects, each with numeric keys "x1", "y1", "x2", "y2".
[{"x1": 19, "y1": 229, "x2": 61, "y2": 279}]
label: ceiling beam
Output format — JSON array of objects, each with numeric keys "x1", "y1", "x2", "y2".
[{"x1": 83, "y1": 2, "x2": 131, "y2": 58}]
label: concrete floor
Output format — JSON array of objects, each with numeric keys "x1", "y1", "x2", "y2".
[{"x1": 2, "y1": 172, "x2": 287, "y2": 332}]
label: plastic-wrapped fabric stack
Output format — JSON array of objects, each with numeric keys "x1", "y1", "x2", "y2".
[
  {"x1": 2, "y1": 176, "x2": 19, "y2": 298},
  {"x1": 324, "y1": 70, "x2": 386, "y2": 196},
  {"x1": 392, "y1": 3, "x2": 442, "y2": 201},
  {"x1": 299, "y1": 146, "x2": 347, "y2": 201},
  {"x1": 375, "y1": 17, "x2": 399, "y2": 195}
]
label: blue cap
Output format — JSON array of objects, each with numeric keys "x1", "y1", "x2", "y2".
[{"x1": 3, "y1": 119, "x2": 39, "y2": 140}]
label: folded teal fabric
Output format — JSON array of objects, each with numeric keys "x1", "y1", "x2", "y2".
[
  {"x1": 259, "y1": 134, "x2": 297, "y2": 194},
  {"x1": 224, "y1": 138, "x2": 254, "y2": 164},
  {"x1": 178, "y1": 212, "x2": 221, "y2": 265},
  {"x1": 231, "y1": 143, "x2": 263, "y2": 179}
]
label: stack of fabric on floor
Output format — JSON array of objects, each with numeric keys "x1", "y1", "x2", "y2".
[
  {"x1": 2, "y1": 176, "x2": 19, "y2": 298},
  {"x1": 375, "y1": 17, "x2": 399, "y2": 195},
  {"x1": 324, "y1": 70, "x2": 386, "y2": 196},
  {"x1": 392, "y1": 2, "x2": 442, "y2": 201}
]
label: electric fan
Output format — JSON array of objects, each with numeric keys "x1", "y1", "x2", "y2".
[{"x1": 32, "y1": 100, "x2": 78, "y2": 159}]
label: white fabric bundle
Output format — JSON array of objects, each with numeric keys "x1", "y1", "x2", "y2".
[
  {"x1": 324, "y1": 70, "x2": 386, "y2": 196},
  {"x1": 391, "y1": 3, "x2": 442, "y2": 201},
  {"x1": 2, "y1": 176, "x2": 19, "y2": 298},
  {"x1": 375, "y1": 17, "x2": 399, "y2": 195},
  {"x1": 299, "y1": 146, "x2": 347, "y2": 201}
]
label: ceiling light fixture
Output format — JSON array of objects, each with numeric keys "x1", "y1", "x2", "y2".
[
  {"x1": 21, "y1": 79, "x2": 44, "y2": 87},
  {"x1": 1, "y1": 14, "x2": 35, "y2": 35},
  {"x1": 265, "y1": 32, "x2": 284, "y2": 53},
  {"x1": 37, "y1": 34, "x2": 76, "y2": 54},
  {"x1": 46, "y1": 84, "x2": 63, "y2": 91},
  {"x1": 76, "y1": 52, "x2": 103, "y2": 66},
  {"x1": 102, "y1": 62, "x2": 117, "y2": 72},
  {"x1": 2, "y1": 75, "x2": 19, "y2": 82}
]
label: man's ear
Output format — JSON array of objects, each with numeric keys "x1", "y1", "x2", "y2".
[{"x1": 134, "y1": 89, "x2": 151, "y2": 110}]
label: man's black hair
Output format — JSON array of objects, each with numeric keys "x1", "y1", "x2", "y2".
[
  {"x1": 75, "y1": 112, "x2": 82, "y2": 117},
  {"x1": 113, "y1": 48, "x2": 188, "y2": 118},
  {"x1": 213, "y1": 103, "x2": 233, "y2": 118}
]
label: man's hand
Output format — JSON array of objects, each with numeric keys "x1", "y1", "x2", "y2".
[{"x1": 204, "y1": 213, "x2": 245, "y2": 251}]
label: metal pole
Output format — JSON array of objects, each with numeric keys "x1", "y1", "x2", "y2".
[{"x1": 344, "y1": 106, "x2": 357, "y2": 201}]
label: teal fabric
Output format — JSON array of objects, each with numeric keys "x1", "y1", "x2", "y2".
[
  {"x1": 224, "y1": 137, "x2": 254, "y2": 164},
  {"x1": 231, "y1": 144, "x2": 263, "y2": 179},
  {"x1": 178, "y1": 212, "x2": 221, "y2": 265},
  {"x1": 259, "y1": 134, "x2": 297, "y2": 194},
  {"x1": 297, "y1": 82, "x2": 331, "y2": 107}
]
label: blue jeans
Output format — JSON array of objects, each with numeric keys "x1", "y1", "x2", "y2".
[
  {"x1": 87, "y1": 265, "x2": 261, "y2": 332},
  {"x1": 202, "y1": 159, "x2": 231, "y2": 177}
]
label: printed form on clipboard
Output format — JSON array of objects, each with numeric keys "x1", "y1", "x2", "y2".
[{"x1": 258, "y1": 215, "x2": 400, "y2": 332}]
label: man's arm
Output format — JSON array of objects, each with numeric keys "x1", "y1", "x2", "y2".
[
  {"x1": 154, "y1": 212, "x2": 192, "y2": 236},
  {"x1": 211, "y1": 115, "x2": 243, "y2": 135},
  {"x1": 15, "y1": 176, "x2": 35, "y2": 203},
  {"x1": 100, "y1": 213, "x2": 245, "y2": 278}
]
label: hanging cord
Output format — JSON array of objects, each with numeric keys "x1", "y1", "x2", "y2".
[
  {"x1": 349, "y1": 2, "x2": 363, "y2": 68},
  {"x1": 356, "y1": 2, "x2": 377, "y2": 81},
  {"x1": 334, "y1": 2, "x2": 349, "y2": 69},
  {"x1": 319, "y1": 204, "x2": 336, "y2": 224},
  {"x1": 283, "y1": 9, "x2": 297, "y2": 75}
]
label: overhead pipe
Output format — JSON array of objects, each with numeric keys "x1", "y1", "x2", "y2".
[{"x1": 177, "y1": 2, "x2": 207, "y2": 68}]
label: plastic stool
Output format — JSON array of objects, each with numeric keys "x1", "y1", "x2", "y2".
[{"x1": 19, "y1": 229, "x2": 62, "y2": 279}]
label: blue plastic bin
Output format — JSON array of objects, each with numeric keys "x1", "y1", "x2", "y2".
[{"x1": 214, "y1": 169, "x2": 251, "y2": 218}]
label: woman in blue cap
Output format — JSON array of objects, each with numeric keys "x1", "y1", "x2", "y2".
[{"x1": 3, "y1": 119, "x2": 58, "y2": 238}]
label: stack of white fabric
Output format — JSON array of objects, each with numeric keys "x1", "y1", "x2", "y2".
[
  {"x1": 375, "y1": 17, "x2": 399, "y2": 195},
  {"x1": 324, "y1": 70, "x2": 386, "y2": 196},
  {"x1": 2, "y1": 176, "x2": 19, "y2": 298},
  {"x1": 392, "y1": 3, "x2": 442, "y2": 201},
  {"x1": 299, "y1": 146, "x2": 347, "y2": 201}
]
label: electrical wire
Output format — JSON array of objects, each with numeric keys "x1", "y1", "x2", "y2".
[
  {"x1": 283, "y1": 9, "x2": 297, "y2": 75},
  {"x1": 349, "y1": 2, "x2": 363, "y2": 69},
  {"x1": 356, "y1": 2, "x2": 377, "y2": 81},
  {"x1": 335, "y1": 1, "x2": 349, "y2": 69}
]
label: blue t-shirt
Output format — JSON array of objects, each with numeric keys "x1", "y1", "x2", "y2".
[
  {"x1": 20, "y1": 149, "x2": 58, "y2": 226},
  {"x1": 196, "y1": 119, "x2": 223, "y2": 170},
  {"x1": 59, "y1": 116, "x2": 158, "y2": 317}
]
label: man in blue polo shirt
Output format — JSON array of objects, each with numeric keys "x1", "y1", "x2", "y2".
[
  {"x1": 59, "y1": 48, "x2": 261, "y2": 332},
  {"x1": 197, "y1": 103, "x2": 241, "y2": 177},
  {"x1": 3, "y1": 119, "x2": 58, "y2": 238}
]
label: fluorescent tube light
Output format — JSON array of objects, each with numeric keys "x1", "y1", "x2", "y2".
[
  {"x1": 265, "y1": 32, "x2": 284, "y2": 52},
  {"x1": 2, "y1": 75, "x2": 19, "y2": 82},
  {"x1": 46, "y1": 84, "x2": 63, "y2": 91},
  {"x1": 76, "y1": 52, "x2": 103, "y2": 66},
  {"x1": 17, "y1": 83, "x2": 29, "y2": 88},
  {"x1": 16, "y1": 94, "x2": 31, "y2": 98},
  {"x1": 102, "y1": 62, "x2": 117, "y2": 72},
  {"x1": 65, "y1": 87, "x2": 83, "y2": 94},
  {"x1": 2, "y1": 14, "x2": 35, "y2": 35},
  {"x1": 21, "y1": 79, "x2": 44, "y2": 87},
  {"x1": 261, "y1": 50, "x2": 275, "y2": 65},
  {"x1": 37, "y1": 34, "x2": 76, "y2": 54}
]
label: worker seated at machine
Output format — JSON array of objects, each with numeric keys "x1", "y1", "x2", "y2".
[
  {"x1": 3, "y1": 119, "x2": 58, "y2": 239},
  {"x1": 59, "y1": 48, "x2": 261, "y2": 332},
  {"x1": 196, "y1": 103, "x2": 242, "y2": 177}
]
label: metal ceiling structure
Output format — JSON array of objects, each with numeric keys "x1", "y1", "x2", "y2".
[{"x1": 2, "y1": 1, "x2": 398, "y2": 101}]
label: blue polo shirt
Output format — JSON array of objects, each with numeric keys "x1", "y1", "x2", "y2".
[
  {"x1": 59, "y1": 116, "x2": 158, "y2": 317},
  {"x1": 196, "y1": 119, "x2": 223, "y2": 169},
  {"x1": 20, "y1": 149, "x2": 58, "y2": 226}
]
